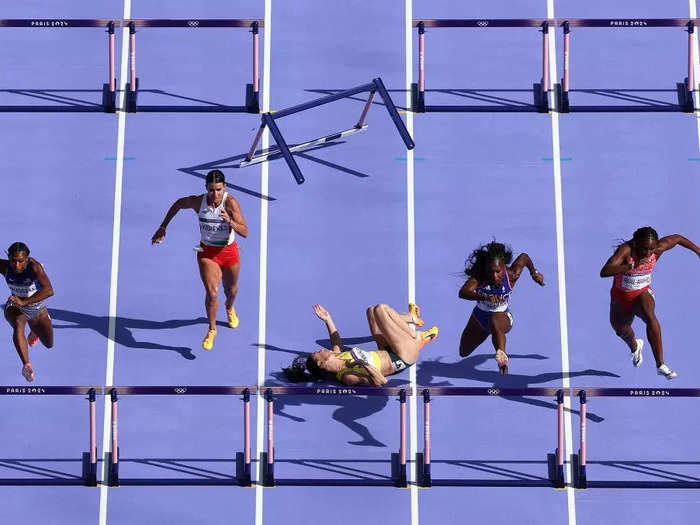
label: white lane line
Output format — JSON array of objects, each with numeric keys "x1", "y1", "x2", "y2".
[
  {"x1": 98, "y1": 1, "x2": 131, "y2": 524},
  {"x1": 405, "y1": 1, "x2": 419, "y2": 524},
  {"x1": 546, "y1": 1, "x2": 577, "y2": 524},
  {"x1": 255, "y1": 1, "x2": 272, "y2": 524}
]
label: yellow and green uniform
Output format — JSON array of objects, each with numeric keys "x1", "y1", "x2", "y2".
[{"x1": 336, "y1": 348, "x2": 383, "y2": 382}]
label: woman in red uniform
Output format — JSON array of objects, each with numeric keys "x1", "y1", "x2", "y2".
[
  {"x1": 152, "y1": 170, "x2": 248, "y2": 350},
  {"x1": 600, "y1": 226, "x2": 700, "y2": 379}
]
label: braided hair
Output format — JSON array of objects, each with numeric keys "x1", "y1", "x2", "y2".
[
  {"x1": 464, "y1": 240, "x2": 513, "y2": 283},
  {"x1": 282, "y1": 354, "x2": 325, "y2": 383},
  {"x1": 7, "y1": 242, "x2": 30, "y2": 257},
  {"x1": 632, "y1": 226, "x2": 658, "y2": 244}
]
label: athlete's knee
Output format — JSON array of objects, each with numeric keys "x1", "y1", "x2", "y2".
[{"x1": 205, "y1": 288, "x2": 219, "y2": 301}]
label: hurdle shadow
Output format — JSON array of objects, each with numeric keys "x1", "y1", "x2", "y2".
[
  {"x1": 180, "y1": 140, "x2": 368, "y2": 202},
  {"x1": 572, "y1": 458, "x2": 700, "y2": 488},
  {"x1": 48, "y1": 307, "x2": 220, "y2": 360},
  {"x1": 0, "y1": 457, "x2": 90, "y2": 486},
  {"x1": 560, "y1": 87, "x2": 687, "y2": 112},
  {"x1": 110, "y1": 457, "x2": 248, "y2": 486},
  {"x1": 122, "y1": 89, "x2": 251, "y2": 112},
  {"x1": 268, "y1": 457, "x2": 404, "y2": 486},
  {"x1": 418, "y1": 354, "x2": 619, "y2": 423},
  {"x1": 0, "y1": 89, "x2": 107, "y2": 112},
  {"x1": 424, "y1": 457, "x2": 560, "y2": 487}
]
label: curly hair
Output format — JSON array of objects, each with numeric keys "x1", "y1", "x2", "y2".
[
  {"x1": 464, "y1": 240, "x2": 513, "y2": 283},
  {"x1": 282, "y1": 355, "x2": 325, "y2": 383}
]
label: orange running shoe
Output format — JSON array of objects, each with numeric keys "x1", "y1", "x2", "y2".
[
  {"x1": 417, "y1": 326, "x2": 438, "y2": 349},
  {"x1": 408, "y1": 303, "x2": 425, "y2": 327},
  {"x1": 202, "y1": 329, "x2": 217, "y2": 351}
]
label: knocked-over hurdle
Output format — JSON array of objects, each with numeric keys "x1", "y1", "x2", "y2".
[
  {"x1": 0, "y1": 386, "x2": 99, "y2": 486},
  {"x1": 122, "y1": 19, "x2": 263, "y2": 113},
  {"x1": 417, "y1": 387, "x2": 567, "y2": 488},
  {"x1": 0, "y1": 19, "x2": 120, "y2": 112},
  {"x1": 411, "y1": 19, "x2": 551, "y2": 113},
  {"x1": 574, "y1": 388, "x2": 700, "y2": 489},
  {"x1": 236, "y1": 77, "x2": 414, "y2": 184},
  {"x1": 106, "y1": 386, "x2": 255, "y2": 486},
  {"x1": 556, "y1": 18, "x2": 696, "y2": 113},
  {"x1": 261, "y1": 386, "x2": 409, "y2": 487}
]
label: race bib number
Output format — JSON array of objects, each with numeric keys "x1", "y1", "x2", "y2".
[{"x1": 621, "y1": 272, "x2": 651, "y2": 290}]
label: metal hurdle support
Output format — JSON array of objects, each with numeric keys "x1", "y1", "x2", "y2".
[
  {"x1": 556, "y1": 18, "x2": 696, "y2": 113},
  {"x1": 0, "y1": 386, "x2": 100, "y2": 486},
  {"x1": 106, "y1": 386, "x2": 255, "y2": 487},
  {"x1": 410, "y1": 19, "x2": 551, "y2": 113},
  {"x1": 0, "y1": 19, "x2": 119, "y2": 112},
  {"x1": 417, "y1": 387, "x2": 566, "y2": 488},
  {"x1": 262, "y1": 386, "x2": 409, "y2": 487},
  {"x1": 236, "y1": 77, "x2": 414, "y2": 184},
  {"x1": 123, "y1": 19, "x2": 263, "y2": 113},
  {"x1": 574, "y1": 388, "x2": 700, "y2": 489}
]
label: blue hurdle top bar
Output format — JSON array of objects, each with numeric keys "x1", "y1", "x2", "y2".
[
  {"x1": 266, "y1": 386, "x2": 410, "y2": 396},
  {"x1": 110, "y1": 386, "x2": 256, "y2": 395},
  {"x1": 0, "y1": 386, "x2": 98, "y2": 395},
  {"x1": 576, "y1": 388, "x2": 700, "y2": 397},
  {"x1": 414, "y1": 19, "x2": 548, "y2": 28},
  {"x1": 562, "y1": 18, "x2": 692, "y2": 28},
  {"x1": 125, "y1": 19, "x2": 263, "y2": 28},
  {"x1": 424, "y1": 387, "x2": 564, "y2": 397},
  {"x1": 0, "y1": 19, "x2": 119, "y2": 28}
]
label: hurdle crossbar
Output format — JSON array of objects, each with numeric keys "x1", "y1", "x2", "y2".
[
  {"x1": 122, "y1": 19, "x2": 263, "y2": 113},
  {"x1": 574, "y1": 388, "x2": 700, "y2": 489},
  {"x1": 106, "y1": 386, "x2": 256, "y2": 487},
  {"x1": 556, "y1": 18, "x2": 696, "y2": 113},
  {"x1": 262, "y1": 386, "x2": 410, "y2": 487},
  {"x1": 0, "y1": 386, "x2": 99, "y2": 485},
  {"x1": 236, "y1": 77, "x2": 414, "y2": 184},
  {"x1": 418, "y1": 387, "x2": 567, "y2": 488},
  {"x1": 411, "y1": 19, "x2": 551, "y2": 113},
  {"x1": 0, "y1": 19, "x2": 120, "y2": 113}
]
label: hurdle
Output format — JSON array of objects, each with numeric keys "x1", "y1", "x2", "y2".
[
  {"x1": 574, "y1": 388, "x2": 700, "y2": 489},
  {"x1": 556, "y1": 19, "x2": 696, "y2": 113},
  {"x1": 0, "y1": 386, "x2": 99, "y2": 486},
  {"x1": 0, "y1": 19, "x2": 119, "y2": 112},
  {"x1": 122, "y1": 19, "x2": 263, "y2": 113},
  {"x1": 261, "y1": 386, "x2": 409, "y2": 487},
  {"x1": 411, "y1": 19, "x2": 551, "y2": 113},
  {"x1": 417, "y1": 387, "x2": 567, "y2": 488},
  {"x1": 236, "y1": 77, "x2": 414, "y2": 184},
  {"x1": 106, "y1": 386, "x2": 255, "y2": 486}
]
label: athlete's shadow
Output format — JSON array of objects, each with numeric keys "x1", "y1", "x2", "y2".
[
  {"x1": 48, "y1": 307, "x2": 224, "y2": 360},
  {"x1": 261, "y1": 340, "x2": 403, "y2": 448},
  {"x1": 418, "y1": 354, "x2": 620, "y2": 423}
]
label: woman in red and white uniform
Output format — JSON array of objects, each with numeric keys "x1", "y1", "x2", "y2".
[
  {"x1": 152, "y1": 170, "x2": 248, "y2": 350},
  {"x1": 600, "y1": 226, "x2": 700, "y2": 379}
]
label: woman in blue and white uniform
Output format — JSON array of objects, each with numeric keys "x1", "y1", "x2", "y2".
[
  {"x1": 458, "y1": 241, "x2": 544, "y2": 374},
  {"x1": 1, "y1": 242, "x2": 54, "y2": 382},
  {"x1": 152, "y1": 170, "x2": 248, "y2": 351}
]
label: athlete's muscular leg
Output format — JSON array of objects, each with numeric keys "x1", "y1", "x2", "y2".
[
  {"x1": 198, "y1": 258, "x2": 222, "y2": 331},
  {"x1": 4, "y1": 306, "x2": 30, "y2": 365},
  {"x1": 634, "y1": 290, "x2": 664, "y2": 367},
  {"x1": 29, "y1": 309, "x2": 53, "y2": 349},
  {"x1": 366, "y1": 306, "x2": 389, "y2": 349},
  {"x1": 221, "y1": 263, "x2": 240, "y2": 310},
  {"x1": 459, "y1": 315, "x2": 489, "y2": 357},
  {"x1": 609, "y1": 299, "x2": 637, "y2": 352},
  {"x1": 372, "y1": 304, "x2": 420, "y2": 363},
  {"x1": 488, "y1": 312, "x2": 512, "y2": 353}
]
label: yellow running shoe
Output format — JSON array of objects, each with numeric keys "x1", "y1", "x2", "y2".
[
  {"x1": 202, "y1": 329, "x2": 217, "y2": 351},
  {"x1": 418, "y1": 326, "x2": 438, "y2": 349},
  {"x1": 408, "y1": 303, "x2": 425, "y2": 327},
  {"x1": 227, "y1": 307, "x2": 239, "y2": 329}
]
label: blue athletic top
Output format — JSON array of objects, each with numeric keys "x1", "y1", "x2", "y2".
[
  {"x1": 474, "y1": 271, "x2": 513, "y2": 313},
  {"x1": 4, "y1": 261, "x2": 42, "y2": 299}
]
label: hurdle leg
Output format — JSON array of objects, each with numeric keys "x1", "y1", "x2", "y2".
[
  {"x1": 577, "y1": 391, "x2": 587, "y2": 488},
  {"x1": 262, "y1": 389, "x2": 275, "y2": 487},
  {"x1": 263, "y1": 113, "x2": 305, "y2": 184},
  {"x1": 416, "y1": 389, "x2": 432, "y2": 487},
  {"x1": 355, "y1": 89, "x2": 375, "y2": 128},
  {"x1": 680, "y1": 21, "x2": 696, "y2": 113},
  {"x1": 391, "y1": 390, "x2": 407, "y2": 487},
  {"x1": 102, "y1": 21, "x2": 117, "y2": 113},
  {"x1": 125, "y1": 22, "x2": 138, "y2": 113},
  {"x1": 411, "y1": 22, "x2": 426, "y2": 112},
  {"x1": 236, "y1": 389, "x2": 252, "y2": 486},
  {"x1": 535, "y1": 21, "x2": 550, "y2": 113},
  {"x1": 84, "y1": 388, "x2": 97, "y2": 486},
  {"x1": 553, "y1": 390, "x2": 565, "y2": 488},
  {"x1": 556, "y1": 21, "x2": 571, "y2": 113},
  {"x1": 108, "y1": 389, "x2": 120, "y2": 486},
  {"x1": 246, "y1": 21, "x2": 260, "y2": 113},
  {"x1": 373, "y1": 77, "x2": 415, "y2": 149}
]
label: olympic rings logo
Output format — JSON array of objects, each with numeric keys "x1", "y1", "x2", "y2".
[
  {"x1": 487, "y1": 388, "x2": 500, "y2": 395},
  {"x1": 477, "y1": 21, "x2": 489, "y2": 27},
  {"x1": 188, "y1": 20, "x2": 199, "y2": 27},
  {"x1": 174, "y1": 387, "x2": 188, "y2": 394}
]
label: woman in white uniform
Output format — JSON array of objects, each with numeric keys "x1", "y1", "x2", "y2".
[
  {"x1": 152, "y1": 170, "x2": 249, "y2": 350},
  {"x1": 1, "y1": 242, "x2": 54, "y2": 382}
]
